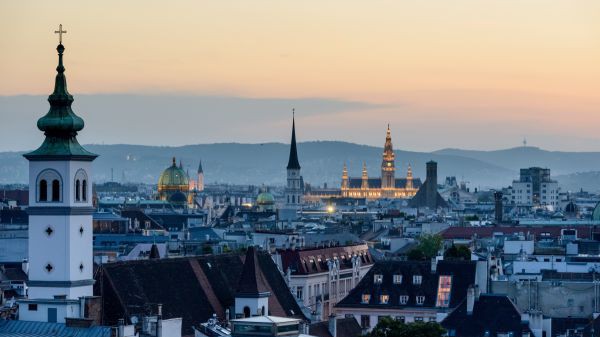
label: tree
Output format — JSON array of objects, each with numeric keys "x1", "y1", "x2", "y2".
[
  {"x1": 407, "y1": 248, "x2": 426, "y2": 261},
  {"x1": 417, "y1": 234, "x2": 443, "y2": 259},
  {"x1": 444, "y1": 244, "x2": 471, "y2": 260},
  {"x1": 366, "y1": 317, "x2": 445, "y2": 337}
]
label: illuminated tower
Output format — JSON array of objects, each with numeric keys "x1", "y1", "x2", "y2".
[
  {"x1": 406, "y1": 164, "x2": 414, "y2": 190},
  {"x1": 20, "y1": 27, "x2": 97, "y2": 322},
  {"x1": 361, "y1": 162, "x2": 369, "y2": 190},
  {"x1": 197, "y1": 160, "x2": 204, "y2": 191},
  {"x1": 381, "y1": 125, "x2": 396, "y2": 193}
]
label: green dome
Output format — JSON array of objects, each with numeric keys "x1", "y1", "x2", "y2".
[
  {"x1": 159, "y1": 158, "x2": 189, "y2": 188},
  {"x1": 256, "y1": 192, "x2": 275, "y2": 205}
]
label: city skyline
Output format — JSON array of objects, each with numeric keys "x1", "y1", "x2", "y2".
[{"x1": 1, "y1": 1, "x2": 600, "y2": 152}]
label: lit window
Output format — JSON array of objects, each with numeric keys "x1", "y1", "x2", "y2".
[
  {"x1": 374, "y1": 274, "x2": 383, "y2": 284},
  {"x1": 413, "y1": 275, "x2": 422, "y2": 285},
  {"x1": 399, "y1": 295, "x2": 409, "y2": 305},
  {"x1": 393, "y1": 274, "x2": 402, "y2": 284},
  {"x1": 416, "y1": 296, "x2": 425, "y2": 305},
  {"x1": 436, "y1": 275, "x2": 453, "y2": 307},
  {"x1": 380, "y1": 294, "x2": 389, "y2": 304},
  {"x1": 362, "y1": 294, "x2": 371, "y2": 304}
]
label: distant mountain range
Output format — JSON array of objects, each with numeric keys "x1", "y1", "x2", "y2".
[{"x1": 1, "y1": 143, "x2": 599, "y2": 191}]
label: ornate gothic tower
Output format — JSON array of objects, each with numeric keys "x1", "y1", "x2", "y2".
[
  {"x1": 361, "y1": 162, "x2": 369, "y2": 190},
  {"x1": 281, "y1": 112, "x2": 303, "y2": 221},
  {"x1": 381, "y1": 125, "x2": 396, "y2": 191},
  {"x1": 21, "y1": 30, "x2": 97, "y2": 323},
  {"x1": 341, "y1": 163, "x2": 349, "y2": 193},
  {"x1": 197, "y1": 160, "x2": 204, "y2": 191},
  {"x1": 406, "y1": 164, "x2": 414, "y2": 190}
]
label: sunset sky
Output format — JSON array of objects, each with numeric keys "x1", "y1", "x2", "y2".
[{"x1": 1, "y1": 1, "x2": 599, "y2": 152}]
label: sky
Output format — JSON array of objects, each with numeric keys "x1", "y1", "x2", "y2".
[{"x1": 1, "y1": 1, "x2": 600, "y2": 152}]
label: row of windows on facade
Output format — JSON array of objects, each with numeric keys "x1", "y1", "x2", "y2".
[
  {"x1": 38, "y1": 172, "x2": 88, "y2": 202},
  {"x1": 358, "y1": 315, "x2": 437, "y2": 328},
  {"x1": 287, "y1": 195, "x2": 301, "y2": 204},
  {"x1": 374, "y1": 274, "x2": 422, "y2": 285}
]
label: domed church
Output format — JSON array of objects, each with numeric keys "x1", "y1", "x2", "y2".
[{"x1": 158, "y1": 157, "x2": 191, "y2": 206}]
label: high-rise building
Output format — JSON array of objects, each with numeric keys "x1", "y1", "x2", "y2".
[
  {"x1": 19, "y1": 37, "x2": 97, "y2": 323},
  {"x1": 510, "y1": 167, "x2": 559, "y2": 208}
]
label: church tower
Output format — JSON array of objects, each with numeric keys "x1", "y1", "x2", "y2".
[
  {"x1": 406, "y1": 164, "x2": 414, "y2": 190},
  {"x1": 280, "y1": 112, "x2": 303, "y2": 221},
  {"x1": 381, "y1": 125, "x2": 396, "y2": 193},
  {"x1": 361, "y1": 162, "x2": 369, "y2": 190},
  {"x1": 341, "y1": 163, "x2": 349, "y2": 196},
  {"x1": 21, "y1": 27, "x2": 97, "y2": 322},
  {"x1": 197, "y1": 160, "x2": 205, "y2": 192}
]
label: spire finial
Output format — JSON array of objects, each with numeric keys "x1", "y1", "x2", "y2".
[
  {"x1": 54, "y1": 24, "x2": 67, "y2": 45},
  {"x1": 172, "y1": 157, "x2": 176, "y2": 166}
]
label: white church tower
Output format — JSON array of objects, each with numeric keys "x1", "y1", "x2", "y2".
[
  {"x1": 279, "y1": 111, "x2": 303, "y2": 222},
  {"x1": 19, "y1": 26, "x2": 97, "y2": 323}
]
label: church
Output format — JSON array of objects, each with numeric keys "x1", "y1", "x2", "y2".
[
  {"x1": 157, "y1": 157, "x2": 204, "y2": 207},
  {"x1": 340, "y1": 126, "x2": 421, "y2": 199}
]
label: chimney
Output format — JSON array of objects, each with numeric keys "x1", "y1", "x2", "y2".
[
  {"x1": 494, "y1": 191, "x2": 503, "y2": 224},
  {"x1": 21, "y1": 259, "x2": 29, "y2": 275},
  {"x1": 466, "y1": 286, "x2": 475, "y2": 315},
  {"x1": 328, "y1": 314, "x2": 337, "y2": 337},
  {"x1": 118, "y1": 319, "x2": 125, "y2": 337}
]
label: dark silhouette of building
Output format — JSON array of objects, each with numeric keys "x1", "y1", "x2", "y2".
[{"x1": 409, "y1": 161, "x2": 448, "y2": 209}]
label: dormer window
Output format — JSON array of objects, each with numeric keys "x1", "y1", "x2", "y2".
[
  {"x1": 413, "y1": 275, "x2": 423, "y2": 285},
  {"x1": 393, "y1": 274, "x2": 403, "y2": 284},
  {"x1": 399, "y1": 295, "x2": 408, "y2": 305},
  {"x1": 374, "y1": 274, "x2": 383, "y2": 284},
  {"x1": 380, "y1": 294, "x2": 389, "y2": 304},
  {"x1": 416, "y1": 296, "x2": 425, "y2": 305},
  {"x1": 361, "y1": 294, "x2": 371, "y2": 304}
]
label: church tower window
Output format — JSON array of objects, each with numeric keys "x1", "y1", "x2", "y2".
[
  {"x1": 75, "y1": 180, "x2": 81, "y2": 201},
  {"x1": 39, "y1": 180, "x2": 48, "y2": 202},
  {"x1": 82, "y1": 180, "x2": 87, "y2": 201},
  {"x1": 51, "y1": 180, "x2": 60, "y2": 201}
]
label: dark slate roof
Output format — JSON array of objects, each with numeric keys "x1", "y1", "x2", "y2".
[
  {"x1": 409, "y1": 181, "x2": 448, "y2": 208},
  {"x1": 236, "y1": 246, "x2": 270, "y2": 295},
  {"x1": 336, "y1": 260, "x2": 476, "y2": 310},
  {"x1": 0, "y1": 267, "x2": 28, "y2": 282},
  {"x1": 278, "y1": 244, "x2": 372, "y2": 275},
  {"x1": 441, "y1": 294, "x2": 533, "y2": 337},
  {"x1": 96, "y1": 252, "x2": 304, "y2": 336},
  {"x1": 347, "y1": 178, "x2": 422, "y2": 189},
  {"x1": 0, "y1": 320, "x2": 111, "y2": 337},
  {"x1": 149, "y1": 244, "x2": 160, "y2": 259},
  {"x1": 0, "y1": 208, "x2": 28, "y2": 224},
  {"x1": 119, "y1": 209, "x2": 164, "y2": 231},
  {"x1": 441, "y1": 226, "x2": 597, "y2": 240},
  {"x1": 551, "y1": 317, "x2": 589, "y2": 337},
  {"x1": 286, "y1": 116, "x2": 301, "y2": 170},
  {"x1": 309, "y1": 318, "x2": 362, "y2": 337}
]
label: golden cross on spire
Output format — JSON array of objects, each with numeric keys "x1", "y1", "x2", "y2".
[{"x1": 54, "y1": 24, "x2": 67, "y2": 44}]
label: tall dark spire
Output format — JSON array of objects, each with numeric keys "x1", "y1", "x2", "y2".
[
  {"x1": 286, "y1": 110, "x2": 301, "y2": 170},
  {"x1": 24, "y1": 29, "x2": 96, "y2": 161},
  {"x1": 197, "y1": 160, "x2": 203, "y2": 174}
]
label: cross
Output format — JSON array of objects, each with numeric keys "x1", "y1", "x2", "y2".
[{"x1": 54, "y1": 24, "x2": 67, "y2": 44}]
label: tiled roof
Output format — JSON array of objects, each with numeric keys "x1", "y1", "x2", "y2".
[
  {"x1": 236, "y1": 246, "x2": 270, "y2": 295},
  {"x1": 96, "y1": 251, "x2": 304, "y2": 336},
  {"x1": 0, "y1": 320, "x2": 111, "y2": 337},
  {"x1": 278, "y1": 244, "x2": 372, "y2": 275},
  {"x1": 441, "y1": 294, "x2": 533, "y2": 337},
  {"x1": 336, "y1": 260, "x2": 476, "y2": 310}
]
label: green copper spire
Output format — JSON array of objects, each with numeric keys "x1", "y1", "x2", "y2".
[{"x1": 24, "y1": 34, "x2": 97, "y2": 161}]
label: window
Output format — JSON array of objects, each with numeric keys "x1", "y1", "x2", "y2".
[
  {"x1": 380, "y1": 294, "x2": 389, "y2": 304},
  {"x1": 296, "y1": 286, "x2": 303, "y2": 300},
  {"x1": 361, "y1": 294, "x2": 371, "y2": 304},
  {"x1": 374, "y1": 274, "x2": 383, "y2": 284},
  {"x1": 360, "y1": 315, "x2": 370, "y2": 328},
  {"x1": 51, "y1": 180, "x2": 60, "y2": 201},
  {"x1": 429, "y1": 317, "x2": 437, "y2": 322},
  {"x1": 28, "y1": 304, "x2": 38, "y2": 311},
  {"x1": 82, "y1": 180, "x2": 87, "y2": 201},
  {"x1": 399, "y1": 295, "x2": 409, "y2": 305},
  {"x1": 416, "y1": 296, "x2": 425, "y2": 305},
  {"x1": 75, "y1": 179, "x2": 81, "y2": 201},
  {"x1": 436, "y1": 275, "x2": 452, "y2": 308},
  {"x1": 413, "y1": 275, "x2": 422, "y2": 285},
  {"x1": 414, "y1": 317, "x2": 424, "y2": 322},
  {"x1": 395, "y1": 316, "x2": 405, "y2": 323},
  {"x1": 393, "y1": 274, "x2": 403, "y2": 284},
  {"x1": 39, "y1": 180, "x2": 48, "y2": 201}
]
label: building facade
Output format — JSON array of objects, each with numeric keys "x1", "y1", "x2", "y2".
[
  {"x1": 340, "y1": 126, "x2": 420, "y2": 199},
  {"x1": 510, "y1": 167, "x2": 560, "y2": 208}
]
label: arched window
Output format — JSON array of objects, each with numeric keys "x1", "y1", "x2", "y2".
[
  {"x1": 75, "y1": 180, "x2": 81, "y2": 201},
  {"x1": 52, "y1": 180, "x2": 60, "y2": 202},
  {"x1": 39, "y1": 180, "x2": 48, "y2": 202},
  {"x1": 243, "y1": 306, "x2": 251, "y2": 318},
  {"x1": 82, "y1": 180, "x2": 87, "y2": 202}
]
